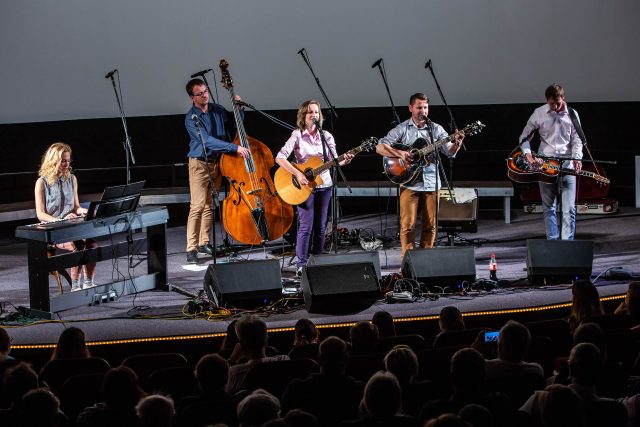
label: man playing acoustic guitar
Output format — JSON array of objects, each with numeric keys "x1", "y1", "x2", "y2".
[
  {"x1": 519, "y1": 84, "x2": 583, "y2": 240},
  {"x1": 376, "y1": 93, "x2": 464, "y2": 255}
]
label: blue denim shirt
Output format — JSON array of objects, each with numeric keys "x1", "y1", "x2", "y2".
[
  {"x1": 185, "y1": 103, "x2": 241, "y2": 159},
  {"x1": 379, "y1": 118, "x2": 454, "y2": 191}
]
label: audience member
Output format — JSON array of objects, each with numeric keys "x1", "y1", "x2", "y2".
[
  {"x1": 423, "y1": 413, "x2": 469, "y2": 427},
  {"x1": 283, "y1": 408, "x2": 320, "y2": 427},
  {"x1": 384, "y1": 344, "x2": 435, "y2": 417},
  {"x1": 0, "y1": 327, "x2": 17, "y2": 380},
  {"x1": 614, "y1": 281, "x2": 640, "y2": 326},
  {"x1": 20, "y1": 388, "x2": 68, "y2": 427},
  {"x1": 438, "y1": 306, "x2": 465, "y2": 332},
  {"x1": 0, "y1": 362, "x2": 39, "y2": 425},
  {"x1": 50, "y1": 327, "x2": 90, "y2": 360},
  {"x1": 293, "y1": 318, "x2": 319, "y2": 346},
  {"x1": 458, "y1": 403, "x2": 493, "y2": 427},
  {"x1": 282, "y1": 336, "x2": 363, "y2": 427},
  {"x1": 420, "y1": 348, "x2": 511, "y2": 426},
  {"x1": 340, "y1": 371, "x2": 418, "y2": 426},
  {"x1": 349, "y1": 321, "x2": 379, "y2": 355},
  {"x1": 219, "y1": 319, "x2": 239, "y2": 353},
  {"x1": 227, "y1": 315, "x2": 289, "y2": 394},
  {"x1": 371, "y1": 311, "x2": 396, "y2": 338},
  {"x1": 136, "y1": 394, "x2": 175, "y2": 427},
  {"x1": 236, "y1": 388, "x2": 280, "y2": 427},
  {"x1": 175, "y1": 354, "x2": 240, "y2": 427},
  {"x1": 521, "y1": 384, "x2": 585, "y2": 427},
  {"x1": 76, "y1": 366, "x2": 145, "y2": 427},
  {"x1": 484, "y1": 320, "x2": 544, "y2": 407},
  {"x1": 568, "y1": 280, "x2": 604, "y2": 333}
]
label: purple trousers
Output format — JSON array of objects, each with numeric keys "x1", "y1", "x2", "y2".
[{"x1": 296, "y1": 187, "x2": 332, "y2": 268}]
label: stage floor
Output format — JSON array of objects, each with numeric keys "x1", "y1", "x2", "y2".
[{"x1": 2, "y1": 208, "x2": 639, "y2": 346}]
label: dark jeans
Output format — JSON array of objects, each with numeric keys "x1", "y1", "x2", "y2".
[{"x1": 296, "y1": 187, "x2": 332, "y2": 268}]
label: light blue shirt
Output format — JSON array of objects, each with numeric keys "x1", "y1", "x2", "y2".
[{"x1": 379, "y1": 118, "x2": 454, "y2": 191}]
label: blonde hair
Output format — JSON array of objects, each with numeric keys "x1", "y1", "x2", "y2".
[
  {"x1": 296, "y1": 100, "x2": 323, "y2": 131},
  {"x1": 38, "y1": 142, "x2": 72, "y2": 185}
]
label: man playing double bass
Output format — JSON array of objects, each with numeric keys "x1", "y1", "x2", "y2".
[{"x1": 184, "y1": 78, "x2": 249, "y2": 264}]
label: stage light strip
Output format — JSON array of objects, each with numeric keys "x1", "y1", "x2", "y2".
[{"x1": 11, "y1": 294, "x2": 625, "y2": 350}]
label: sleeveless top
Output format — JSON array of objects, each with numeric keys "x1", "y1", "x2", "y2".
[{"x1": 41, "y1": 175, "x2": 75, "y2": 218}]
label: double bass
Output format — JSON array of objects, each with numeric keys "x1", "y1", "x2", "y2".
[{"x1": 218, "y1": 59, "x2": 294, "y2": 245}]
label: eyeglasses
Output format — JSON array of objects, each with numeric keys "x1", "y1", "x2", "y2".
[{"x1": 192, "y1": 89, "x2": 208, "y2": 97}]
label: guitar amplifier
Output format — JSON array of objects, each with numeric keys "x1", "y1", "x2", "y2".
[{"x1": 438, "y1": 188, "x2": 478, "y2": 233}]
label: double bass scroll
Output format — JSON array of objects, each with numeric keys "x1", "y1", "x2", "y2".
[{"x1": 218, "y1": 59, "x2": 294, "y2": 245}]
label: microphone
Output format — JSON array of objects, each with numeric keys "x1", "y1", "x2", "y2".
[
  {"x1": 105, "y1": 69, "x2": 117, "y2": 79},
  {"x1": 297, "y1": 48, "x2": 306, "y2": 55},
  {"x1": 190, "y1": 68, "x2": 212, "y2": 78},
  {"x1": 371, "y1": 58, "x2": 383, "y2": 68},
  {"x1": 312, "y1": 118, "x2": 321, "y2": 128},
  {"x1": 425, "y1": 60, "x2": 432, "y2": 69},
  {"x1": 191, "y1": 114, "x2": 200, "y2": 126}
]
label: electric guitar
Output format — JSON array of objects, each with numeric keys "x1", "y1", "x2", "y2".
[
  {"x1": 383, "y1": 121, "x2": 485, "y2": 185},
  {"x1": 506, "y1": 148, "x2": 610, "y2": 185},
  {"x1": 274, "y1": 138, "x2": 377, "y2": 205}
]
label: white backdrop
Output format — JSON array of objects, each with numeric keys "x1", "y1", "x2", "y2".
[{"x1": 1, "y1": 0, "x2": 639, "y2": 123}]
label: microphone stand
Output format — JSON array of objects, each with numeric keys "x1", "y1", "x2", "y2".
[
  {"x1": 192, "y1": 116, "x2": 220, "y2": 264},
  {"x1": 316, "y1": 122, "x2": 352, "y2": 253},
  {"x1": 106, "y1": 71, "x2": 136, "y2": 184},
  {"x1": 372, "y1": 58, "x2": 401, "y2": 126},
  {"x1": 297, "y1": 48, "x2": 339, "y2": 131},
  {"x1": 425, "y1": 60, "x2": 465, "y2": 184}
]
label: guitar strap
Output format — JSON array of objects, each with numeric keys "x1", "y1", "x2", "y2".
[{"x1": 567, "y1": 106, "x2": 601, "y2": 176}]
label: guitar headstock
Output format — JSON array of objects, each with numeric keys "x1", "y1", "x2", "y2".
[
  {"x1": 219, "y1": 59, "x2": 233, "y2": 90},
  {"x1": 595, "y1": 175, "x2": 610, "y2": 185},
  {"x1": 360, "y1": 137, "x2": 378, "y2": 152},
  {"x1": 462, "y1": 121, "x2": 486, "y2": 136}
]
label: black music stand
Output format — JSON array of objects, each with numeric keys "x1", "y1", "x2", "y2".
[{"x1": 86, "y1": 180, "x2": 145, "y2": 221}]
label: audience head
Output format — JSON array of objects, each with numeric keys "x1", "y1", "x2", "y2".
[
  {"x1": 497, "y1": 320, "x2": 531, "y2": 362},
  {"x1": 51, "y1": 326, "x2": 90, "y2": 360},
  {"x1": 136, "y1": 394, "x2": 175, "y2": 427},
  {"x1": 236, "y1": 388, "x2": 280, "y2": 427},
  {"x1": 221, "y1": 319, "x2": 240, "y2": 350},
  {"x1": 572, "y1": 322, "x2": 606, "y2": 355},
  {"x1": 283, "y1": 408, "x2": 320, "y2": 427},
  {"x1": 0, "y1": 327, "x2": 11, "y2": 359},
  {"x1": 349, "y1": 321, "x2": 379, "y2": 355},
  {"x1": 195, "y1": 353, "x2": 229, "y2": 394},
  {"x1": 3, "y1": 362, "x2": 39, "y2": 408},
  {"x1": 570, "y1": 280, "x2": 604, "y2": 329},
  {"x1": 569, "y1": 342, "x2": 602, "y2": 386},
  {"x1": 625, "y1": 281, "x2": 640, "y2": 321},
  {"x1": 439, "y1": 306, "x2": 465, "y2": 332},
  {"x1": 541, "y1": 384, "x2": 585, "y2": 427},
  {"x1": 372, "y1": 310, "x2": 396, "y2": 338},
  {"x1": 317, "y1": 336, "x2": 349, "y2": 375},
  {"x1": 451, "y1": 347, "x2": 485, "y2": 392},
  {"x1": 293, "y1": 318, "x2": 318, "y2": 346},
  {"x1": 102, "y1": 366, "x2": 145, "y2": 410},
  {"x1": 361, "y1": 371, "x2": 402, "y2": 419},
  {"x1": 458, "y1": 403, "x2": 493, "y2": 427},
  {"x1": 20, "y1": 388, "x2": 61, "y2": 427},
  {"x1": 235, "y1": 314, "x2": 269, "y2": 359},
  {"x1": 424, "y1": 413, "x2": 468, "y2": 427},
  {"x1": 384, "y1": 344, "x2": 418, "y2": 385}
]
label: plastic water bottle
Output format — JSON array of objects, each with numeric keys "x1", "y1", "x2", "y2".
[{"x1": 489, "y1": 254, "x2": 498, "y2": 281}]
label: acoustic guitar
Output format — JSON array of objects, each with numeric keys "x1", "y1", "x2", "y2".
[
  {"x1": 274, "y1": 137, "x2": 377, "y2": 205},
  {"x1": 506, "y1": 148, "x2": 610, "y2": 185},
  {"x1": 383, "y1": 121, "x2": 485, "y2": 185}
]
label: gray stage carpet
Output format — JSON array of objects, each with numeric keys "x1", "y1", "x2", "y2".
[{"x1": 1, "y1": 208, "x2": 638, "y2": 346}]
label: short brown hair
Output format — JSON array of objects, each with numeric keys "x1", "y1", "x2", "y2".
[
  {"x1": 545, "y1": 84, "x2": 565, "y2": 100},
  {"x1": 186, "y1": 78, "x2": 205, "y2": 96},
  {"x1": 410, "y1": 92, "x2": 429, "y2": 105}
]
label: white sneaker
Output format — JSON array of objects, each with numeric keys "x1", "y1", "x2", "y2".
[
  {"x1": 296, "y1": 267, "x2": 303, "y2": 277},
  {"x1": 83, "y1": 278, "x2": 96, "y2": 289},
  {"x1": 71, "y1": 280, "x2": 82, "y2": 291}
]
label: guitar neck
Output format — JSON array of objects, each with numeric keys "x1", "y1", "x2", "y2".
[
  {"x1": 547, "y1": 164, "x2": 608, "y2": 183},
  {"x1": 417, "y1": 133, "x2": 458, "y2": 156},
  {"x1": 312, "y1": 146, "x2": 364, "y2": 176}
]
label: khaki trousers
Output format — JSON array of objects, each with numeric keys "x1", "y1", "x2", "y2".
[
  {"x1": 399, "y1": 186, "x2": 439, "y2": 256},
  {"x1": 186, "y1": 158, "x2": 222, "y2": 251}
]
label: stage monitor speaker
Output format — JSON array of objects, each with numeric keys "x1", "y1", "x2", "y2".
[
  {"x1": 301, "y1": 262, "x2": 379, "y2": 314},
  {"x1": 401, "y1": 247, "x2": 476, "y2": 289},
  {"x1": 438, "y1": 188, "x2": 478, "y2": 233},
  {"x1": 307, "y1": 251, "x2": 382, "y2": 280},
  {"x1": 204, "y1": 259, "x2": 282, "y2": 308},
  {"x1": 526, "y1": 239, "x2": 594, "y2": 285}
]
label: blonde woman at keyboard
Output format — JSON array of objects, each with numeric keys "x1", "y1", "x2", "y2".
[{"x1": 35, "y1": 142, "x2": 97, "y2": 291}]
